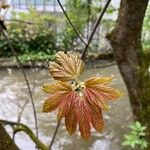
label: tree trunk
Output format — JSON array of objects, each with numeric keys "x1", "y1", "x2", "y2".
[
  {"x1": 107, "y1": 0, "x2": 150, "y2": 136},
  {"x1": 0, "y1": 124, "x2": 19, "y2": 150}
]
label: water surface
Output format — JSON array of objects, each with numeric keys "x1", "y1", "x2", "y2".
[{"x1": 0, "y1": 65, "x2": 133, "y2": 150}]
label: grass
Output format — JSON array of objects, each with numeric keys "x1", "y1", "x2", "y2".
[{"x1": 18, "y1": 52, "x2": 55, "y2": 63}]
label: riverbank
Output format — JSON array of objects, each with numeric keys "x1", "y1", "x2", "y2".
[{"x1": 0, "y1": 52, "x2": 115, "y2": 69}]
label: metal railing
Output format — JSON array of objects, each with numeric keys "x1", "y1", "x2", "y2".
[{"x1": 11, "y1": 0, "x2": 65, "y2": 12}]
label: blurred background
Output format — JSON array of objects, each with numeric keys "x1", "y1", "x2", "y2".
[{"x1": 0, "y1": 0, "x2": 150, "y2": 150}]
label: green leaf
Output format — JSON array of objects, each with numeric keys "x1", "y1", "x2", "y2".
[
  {"x1": 131, "y1": 142, "x2": 136, "y2": 148},
  {"x1": 122, "y1": 141, "x2": 131, "y2": 146},
  {"x1": 124, "y1": 135, "x2": 132, "y2": 140},
  {"x1": 140, "y1": 126, "x2": 147, "y2": 131},
  {"x1": 123, "y1": 121, "x2": 148, "y2": 150},
  {"x1": 130, "y1": 125, "x2": 137, "y2": 130},
  {"x1": 139, "y1": 132, "x2": 145, "y2": 136},
  {"x1": 140, "y1": 140, "x2": 148, "y2": 149},
  {"x1": 131, "y1": 131, "x2": 138, "y2": 136},
  {"x1": 135, "y1": 121, "x2": 141, "y2": 129}
]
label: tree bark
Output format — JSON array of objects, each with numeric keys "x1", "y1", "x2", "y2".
[
  {"x1": 0, "y1": 124, "x2": 19, "y2": 150},
  {"x1": 107, "y1": 0, "x2": 150, "y2": 134}
]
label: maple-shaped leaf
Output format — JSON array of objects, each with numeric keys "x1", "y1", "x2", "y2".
[
  {"x1": 42, "y1": 77, "x2": 122, "y2": 140},
  {"x1": 42, "y1": 52, "x2": 123, "y2": 140},
  {"x1": 49, "y1": 51, "x2": 84, "y2": 81},
  {"x1": 85, "y1": 77, "x2": 123, "y2": 111},
  {"x1": 42, "y1": 82, "x2": 72, "y2": 112}
]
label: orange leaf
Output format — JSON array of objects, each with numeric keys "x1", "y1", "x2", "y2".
[
  {"x1": 85, "y1": 77, "x2": 122, "y2": 101},
  {"x1": 57, "y1": 91, "x2": 76, "y2": 119},
  {"x1": 90, "y1": 106, "x2": 104, "y2": 132},
  {"x1": 49, "y1": 51, "x2": 84, "y2": 81},
  {"x1": 42, "y1": 81, "x2": 71, "y2": 94},
  {"x1": 65, "y1": 110, "x2": 77, "y2": 135},
  {"x1": 95, "y1": 86, "x2": 122, "y2": 100},
  {"x1": 76, "y1": 97, "x2": 91, "y2": 140},
  {"x1": 85, "y1": 88, "x2": 109, "y2": 111},
  {"x1": 85, "y1": 77, "x2": 113, "y2": 87},
  {"x1": 42, "y1": 94, "x2": 62, "y2": 112}
]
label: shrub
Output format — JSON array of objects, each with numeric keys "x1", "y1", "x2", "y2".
[
  {"x1": 122, "y1": 121, "x2": 148, "y2": 149},
  {"x1": 0, "y1": 9, "x2": 57, "y2": 56}
]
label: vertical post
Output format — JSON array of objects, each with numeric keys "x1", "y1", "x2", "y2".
[
  {"x1": 43, "y1": 0, "x2": 46, "y2": 12},
  {"x1": 11, "y1": 0, "x2": 14, "y2": 9},
  {"x1": 87, "y1": 0, "x2": 91, "y2": 39},
  {"x1": 53, "y1": 0, "x2": 56, "y2": 12},
  {"x1": 18, "y1": 0, "x2": 21, "y2": 9},
  {"x1": 34, "y1": 0, "x2": 36, "y2": 9},
  {"x1": 25, "y1": 0, "x2": 29, "y2": 9},
  {"x1": 95, "y1": 25, "x2": 100, "y2": 51}
]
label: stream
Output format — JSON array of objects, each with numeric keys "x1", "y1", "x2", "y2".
[{"x1": 0, "y1": 65, "x2": 133, "y2": 150}]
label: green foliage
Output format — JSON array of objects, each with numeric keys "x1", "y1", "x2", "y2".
[
  {"x1": 0, "y1": 0, "x2": 131, "y2": 58},
  {"x1": 122, "y1": 121, "x2": 148, "y2": 149},
  {"x1": 0, "y1": 0, "x2": 119, "y2": 57},
  {"x1": 0, "y1": 9, "x2": 58, "y2": 56},
  {"x1": 59, "y1": 0, "x2": 89, "y2": 50},
  {"x1": 60, "y1": 0, "x2": 101, "y2": 50},
  {"x1": 142, "y1": 6, "x2": 150, "y2": 50},
  {"x1": 18, "y1": 52, "x2": 55, "y2": 63}
]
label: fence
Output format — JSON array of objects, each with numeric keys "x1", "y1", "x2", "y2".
[{"x1": 11, "y1": 0, "x2": 65, "y2": 12}]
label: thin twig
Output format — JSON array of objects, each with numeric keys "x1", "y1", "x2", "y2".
[
  {"x1": 87, "y1": 0, "x2": 91, "y2": 39},
  {"x1": 0, "y1": 25, "x2": 39, "y2": 144},
  {"x1": 81, "y1": 0, "x2": 112, "y2": 60},
  {"x1": 57, "y1": 0, "x2": 87, "y2": 46},
  {"x1": 49, "y1": 120, "x2": 61, "y2": 150},
  {"x1": 17, "y1": 99, "x2": 29, "y2": 123}
]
